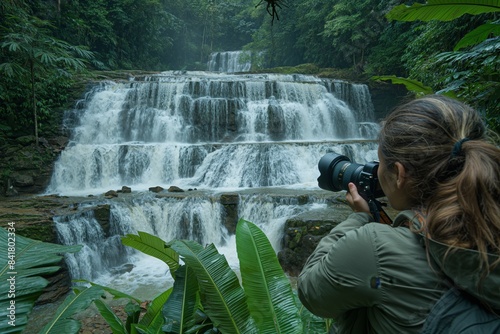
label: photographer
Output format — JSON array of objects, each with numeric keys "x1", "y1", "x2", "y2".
[{"x1": 298, "y1": 95, "x2": 500, "y2": 333}]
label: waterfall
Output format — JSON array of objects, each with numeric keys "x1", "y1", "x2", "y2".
[
  {"x1": 49, "y1": 71, "x2": 380, "y2": 299},
  {"x1": 54, "y1": 209, "x2": 132, "y2": 280},
  {"x1": 207, "y1": 51, "x2": 252, "y2": 73}
]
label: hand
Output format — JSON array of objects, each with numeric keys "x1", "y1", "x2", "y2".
[{"x1": 346, "y1": 183, "x2": 371, "y2": 214}]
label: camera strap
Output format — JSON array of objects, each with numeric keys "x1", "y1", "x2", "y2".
[{"x1": 368, "y1": 199, "x2": 393, "y2": 225}]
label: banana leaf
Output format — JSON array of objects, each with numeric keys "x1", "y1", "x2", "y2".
[
  {"x1": 169, "y1": 239, "x2": 256, "y2": 334},
  {"x1": 236, "y1": 219, "x2": 303, "y2": 334},
  {"x1": 454, "y1": 23, "x2": 500, "y2": 50},
  {"x1": 134, "y1": 288, "x2": 172, "y2": 334},
  {"x1": 162, "y1": 265, "x2": 199, "y2": 333},
  {"x1": 0, "y1": 227, "x2": 81, "y2": 333},
  {"x1": 299, "y1": 303, "x2": 332, "y2": 334},
  {"x1": 122, "y1": 231, "x2": 179, "y2": 275},
  {"x1": 386, "y1": 0, "x2": 500, "y2": 22},
  {"x1": 94, "y1": 299, "x2": 128, "y2": 334},
  {"x1": 38, "y1": 285, "x2": 105, "y2": 334},
  {"x1": 74, "y1": 279, "x2": 142, "y2": 304},
  {"x1": 371, "y1": 75, "x2": 434, "y2": 95}
]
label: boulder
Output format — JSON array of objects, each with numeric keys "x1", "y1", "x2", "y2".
[
  {"x1": 120, "y1": 186, "x2": 132, "y2": 193},
  {"x1": 220, "y1": 193, "x2": 239, "y2": 234},
  {"x1": 149, "y1": 186, "x2": 164, "y2": 193},
  {"x1": 168, "y1": 186, "x2": 184, "y2": 192},
  {"x1": 278, "y1": 206, "x2": 352, "y2": 276}
]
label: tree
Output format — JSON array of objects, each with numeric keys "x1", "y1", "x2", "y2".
[
  {"x1": 381, "y1": 0, "x2": 500, "y2": 134},
  {"x1": 0, "y1": 8, "x2": 94, "y2": 145}
]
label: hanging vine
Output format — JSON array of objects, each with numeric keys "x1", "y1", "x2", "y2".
[{"x1": 255, "y1": 0, "x2": 288, "y2": 25}]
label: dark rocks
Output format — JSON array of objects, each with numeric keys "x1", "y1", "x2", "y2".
[
  {"x1": 220, "y1": 192, "x2": 239, "y2": 234},
  {"x1": 168, "y1": 186, "x2": 184, "y2": 192},
  {"x1": 278, "y1": 206, "x2": 352, "y2": 276},
  {"x1": 120, "y1": 186, "x2": 132, "y2": 193},
  {"x1": 0, "y1": 135, "x2": 69, "y2": 196},
  {"x1": 93, "y1": 204, "x2": 111, "y2": 237},
  {"x1": 104, "y1": 190, "x2": 119, "y2": 198},
  {"x1": 36, "y1": 262, "x2": 72, "y2": 305},
  {"x1": 149, "y1": 186, "x2": 164, "y2": 193}
]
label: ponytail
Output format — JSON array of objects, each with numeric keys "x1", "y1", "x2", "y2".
[{"x1": 379, "y1": 95, "x2": 500, "y2": 272}]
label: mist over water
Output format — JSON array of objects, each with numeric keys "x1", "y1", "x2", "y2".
[{"x1": 49, "y1": 71, "x2": 380, "y2": 299}]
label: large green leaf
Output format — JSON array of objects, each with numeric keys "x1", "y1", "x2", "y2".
[
  {"x1": 74, "y1": 279, "x2": 142, "y2": 304},
  {"x1": 38, "y1": 285, "x2": 105, "y2": 334},
  {"x1": 371, "y1": 75, "x2": 434, "y2": 95},
  {"x1": 121, "y1": 231, "x2": 179, "y2": 275},
  {"x1": 135, "y1": 288, "x2": 172, "y2": 334},
  {"x1": 162, "y1": 265, "x2": 199, "y2": 333},
  {"x1": 236, "y1": 219, "x2": 303, "y2": 334},
  {"x1": 386, "y1": 0, "x2": 500, "y2": 22},
  {"x1": 0, "y1": 227, "x2": 81, "y2": 333},
  {"x1": 298, "y1": 295, "x2": 332, "y2": 334},
  {"x1": 169, "y1": 239, "x2": 256, "y2": 334},
  {"x1": 94, "y1": 299, "x2": 127, "y2": 334},
  {"x1": 454, "y1": 23, "x2": 500, "y2": 50}
]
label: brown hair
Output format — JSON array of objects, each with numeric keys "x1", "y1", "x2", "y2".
[{"x1": 378, "y1": 95, "x2": 500, "y2": 271}]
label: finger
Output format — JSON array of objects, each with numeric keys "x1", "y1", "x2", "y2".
[{"x1": 348, "y1": 182, "x2": 359, "y2": 198}]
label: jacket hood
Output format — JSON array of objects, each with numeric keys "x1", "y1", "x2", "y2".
[{"x1": 394, "y1": 210, "x2": 500, "y2": 311}]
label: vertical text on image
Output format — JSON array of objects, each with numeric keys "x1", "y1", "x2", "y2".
[{"x1": 6, "y1": 221, "x2": 17, "y2": 327}]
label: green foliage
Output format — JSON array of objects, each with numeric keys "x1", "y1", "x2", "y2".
[
  {"x1": 162, "y1": 266, "x2": 199, "y2": 333},
  {"x1": 454, "y1": 22, "x2": 500, "y2": 51},
  {"x1": 0, "y1": 4, "x2": 95, "y2": 142},
  {"x1": 169, "y1": 239, "x2": 255, "y2": 333},
  {"x1": 38, "y1": 219, "x2": 331, "y2": 333},
  {"x1": 236, "y1": 219, "x2": 303, "y2": 333},
  {"x1": 0, "y1": 226, "x2": 81, "y2": 334},
  {"x1": 382, "y1": 0, "x2": 500, "y2": 135},
  {"x1": 386, "y1": 0, "x2": 500, "y2": 22},
  {"x1": 371, "y1": 75, "x2": 435, "y2": 96},
  {"x1": 39, "y1": 285, "x2": 105, "y2": 334},
  {"x1": 121, "y1": 231, "x2": 180, "y2": 276}
]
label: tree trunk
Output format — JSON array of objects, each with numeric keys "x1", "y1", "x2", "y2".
[{"x1": 30, "y1": 60, "x2": 39, "y2": 146}]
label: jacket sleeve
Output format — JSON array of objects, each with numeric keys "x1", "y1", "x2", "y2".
[{"x1": 297, "y1": 212, "x2": 384, "y2": 319}]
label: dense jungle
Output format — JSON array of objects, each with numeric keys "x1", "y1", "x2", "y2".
[{"x1": 0, "y1": 0, "x2": 499, "y2": 333}]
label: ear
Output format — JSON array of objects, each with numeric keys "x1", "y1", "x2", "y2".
[{"x1": 394, "y1": 162, "x2": 406, "y2": 189}]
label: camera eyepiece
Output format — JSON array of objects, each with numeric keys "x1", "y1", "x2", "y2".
[{"x1": 317, "y1": 152, "x2": 384, "y2": 200}]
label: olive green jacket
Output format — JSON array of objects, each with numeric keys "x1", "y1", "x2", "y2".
[{"x1": 297, "y1": 210, "x2": 500, "y2": 333}]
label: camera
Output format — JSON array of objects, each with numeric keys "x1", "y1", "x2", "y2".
[{"x1": 317, "y1": 152, "x2": 384, "y2": 200}]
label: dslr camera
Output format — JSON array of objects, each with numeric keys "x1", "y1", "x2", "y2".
[
  {"x1": 317, "y1": 152, "x2": 384, "y2": 199},
  {"x1": 317, "y1": 152, "x2": 391, "y2": 223}
]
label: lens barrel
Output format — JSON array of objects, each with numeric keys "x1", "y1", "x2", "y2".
[{"x1": 317, "y1": 152, "x2": 384, "y2": 199}]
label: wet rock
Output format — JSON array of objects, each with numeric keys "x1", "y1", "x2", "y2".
[
  {"x1": 36, "y1": 262, "x2": 72, "y2": 305},
  {"x1": 168, "y1": 185, "x2": 184, "y2": 192},
  {"x1": 93, "y1": 204, "x2": 111, "y2": 237},
  {"x1": 149, "y1": 186, "x2": 164, "y2": 193},
  {"x1": 220, "y1": 193, "x2": 239, "y2": 234},
  {"x1": 104, "y1": 190, "x2": 118, "y2": 198},
  {"x1": 278, "y1": 206, "x2": 352, "y2": 276},
  {"x1": 110, "y1": 263, "x2": 135, "y2": 275},
  {"x1": 0, "y1": 135, "x2": 64, "y2": 196},
  {"x1": 120, "y1": 186, "x2": 132, "y2": 193},
  {"x1": 11, "y1": 172, "x2": 34, "y2": 187}
]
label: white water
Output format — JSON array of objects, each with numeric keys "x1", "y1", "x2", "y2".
[
  {"x1": 50, "y1": 71, "x2": 380, "y2": 299},
  {"x1": 207, "y1": 51, "x2": 252, "y2": 72}
]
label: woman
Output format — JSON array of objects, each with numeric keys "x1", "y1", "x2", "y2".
[{"x1": 298, "y1": 95, "x2": 500, "y2": 333}]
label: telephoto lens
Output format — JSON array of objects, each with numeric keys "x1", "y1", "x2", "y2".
[{"x1": 317, "y1": 152, "x2": 384, "y2": 200}]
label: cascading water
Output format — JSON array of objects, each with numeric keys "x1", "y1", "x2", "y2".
[
  {"x1": 48, "y1": 71, "x2": 380, "y2": 299},
  {"x1": 207, "y1": 51, "x2": 253, "y2": 73}
]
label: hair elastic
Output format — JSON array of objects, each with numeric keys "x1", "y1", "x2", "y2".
[{"x1": 451, "y1": 137, "x2": 470, "y2": 157}]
